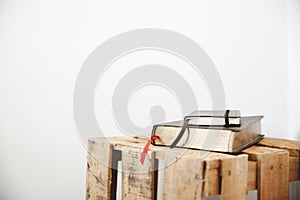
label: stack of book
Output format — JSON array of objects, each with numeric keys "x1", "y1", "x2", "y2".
[{"x1": 151, "y1": 110, "x2": 263, "y2": 153}]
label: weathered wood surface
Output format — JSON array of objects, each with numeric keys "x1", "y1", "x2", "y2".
[
  {"x1": 86, "y1": 136, "x2": 300, "y2": 200},
  {"x1": 122, "y1": 148, "x2": 154, "y2": 200},
  {"x1": 289, "y1": 156, "x2": 300, "y2": 181},
  {"x1": 243, "y1": 146, "x2": 289, "y2": 200},
  {"x1": 258, "y1": 137, "x2": 300, "y2": 157},
  {"x1": 247, "y1": 161, "x2": 257, "y2": 191},
  {"x1": 258, "y1": 137, "x2": 300, "y2": 182},
  {"x1": 158, "y1": 149, "x2": 204, "y2": 200},
  {"x1": 220, "y1": 155, "x2": 248, "y2": 200},
  {"x1": 86, "y1": 139, "x2": 113, "y2": 200},
  {"x1": 202, "y1": 152, "x2": 236, "y2": 197}
]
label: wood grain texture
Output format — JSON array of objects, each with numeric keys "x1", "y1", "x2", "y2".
[
  {"x1": 202, "y1": 152, "x2": 233, "y2": 197},
  {"x1": 161, "y1": 149, "x2": 204, "y2": 200},
  {"x1": 289, "y1": 156, "x2": 300, "y2": 181},
  {"x1": 220, "y1": 155, "x2": 248, "y2": 200},
  {"x1": 247, "y1": 161, "x2": 257, "y2": 191},
  {"x1": 86, "y1": 136, "x2": 300, "y2": 200},
  {"x1": 86, "y1": 140, "x2": 112, "y2": 200},
  {"x1": 258, "y1": 137, "x2": 300, "y2": 157},
  {"x1": 243, "y1": 146, "x2": 289, "y2": 200},
  {"x1": 203, "y1": 167, "x2": 220, "y2": 197},
  {"x1": 122, "y1": 148, "x2": 155, "y2": 200}
]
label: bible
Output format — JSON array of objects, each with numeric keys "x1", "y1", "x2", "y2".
[{"x1": 151, "y1": 113, "x2": 263, "y2": 153}]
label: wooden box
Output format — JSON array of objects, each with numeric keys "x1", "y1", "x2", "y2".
[{"x1": 86, "y1": 137, "x2": 300, "y2": 200}]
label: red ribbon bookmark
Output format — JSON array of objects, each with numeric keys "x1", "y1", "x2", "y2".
[{"x1": 140, "y1": 136, "x2": 164, "y2": 165}]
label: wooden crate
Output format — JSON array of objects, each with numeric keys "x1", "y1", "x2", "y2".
[{"x1": 86, "y1": 136, "x2": 300, "y2": 200}]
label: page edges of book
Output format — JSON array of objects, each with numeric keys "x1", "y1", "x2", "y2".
[{"x1": 152, "y1": 126, "x2": 233, "y2": 152}]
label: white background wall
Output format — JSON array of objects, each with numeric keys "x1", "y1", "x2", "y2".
[
  {"x1": 287, "y1": 0, "x2": 300, "y2": 141},
  {"x1": 0, "y1": 0, "x2": 299, "y2": 200}
]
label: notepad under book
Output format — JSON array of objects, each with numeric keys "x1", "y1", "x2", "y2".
[{"x1": 151, "y1": 110, "x2": 264, "y2": 153}]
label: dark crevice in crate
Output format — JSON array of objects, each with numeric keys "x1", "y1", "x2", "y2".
[
  {"x1": 153, "y1": 158, "x2": 159, "y2": 200},
  {"x1": 110, "y1": 149, "x2": 122, "y2": 200},
  {"x1": 218, "y1": 160, "x2": 222, "y2": 195}
]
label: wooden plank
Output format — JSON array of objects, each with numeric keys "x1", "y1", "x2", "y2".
[
  {"x1": 87, "y1": 137, "x2": 161, "y2": 200},
  {"x1": 160, "y1": 149, "x2": 204, "y2": 200},
  {"x1": 100, "y1": 136, "x2": 162, "y2": 153},
  {"x1": 202, "y1": 152, "x2": 234, "y2": 197},
  {"x1": 203, "y1": 166, "x2": 220, "y2": 197},
  {"x1": 243, "y1": 146, "x2": 289, "y2": 200},
  {"x1": 204, "y1": 159, "x2": 262, "y2": 195},
  {"x1": 220, "y1": 155, "x2": 248, "y2": 200},
  {"x1": 258, "y1": 137, "x2": 300, "y2": 157},
  {"x1": 248, "y1": 156, "x2": 300, "y2": 190},
  {"x1": 248, "y1": 161, "x2": 257, "y2": 191},
  {"x1": 186, "y1": 151, "x2": 236, "y2": 197},
  {"x1": 86, "y1": 136, "x2": 300, "y2": 200},
  {"x1": 289, "y1": 156, "x2": 300, "y2": 181},
  {"x1": 86, "y1": 139, "x2": 113, "y2": 200},
  {"x1": 177, "y1": 150, "x2": 240, "y2": 197},
  {"x1": 121, "y1": 147, "x2": 155, "y2": 200}
]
